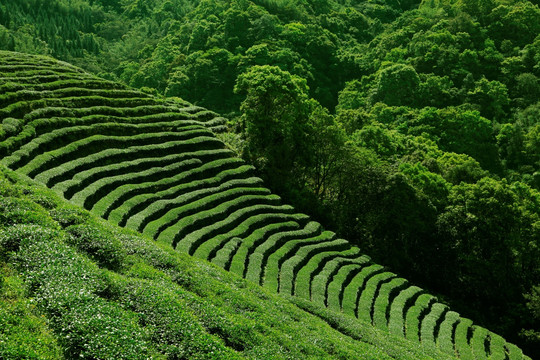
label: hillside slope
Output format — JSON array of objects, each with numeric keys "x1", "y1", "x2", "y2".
[
  {"x1": 0, "y1": 164, "x2": 445, "y2": 359},
  {"x1": 0, "y1": 50, "x2": 530, "y2": 359}
]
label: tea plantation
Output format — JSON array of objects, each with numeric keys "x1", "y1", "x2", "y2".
[{"x1": 0, "y1": 51, "x2": 530, "y2": 359}]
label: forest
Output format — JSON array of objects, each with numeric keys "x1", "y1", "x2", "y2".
[{"x1": 0, "y1": 0, "x2": 539, "y2": 357}]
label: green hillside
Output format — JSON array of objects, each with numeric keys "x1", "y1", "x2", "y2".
[
  {"x1": 1, "y1": 0, "x2": 540, "y2": 356},
  {"x1": 0, "y1": 51, "x2": 531, "y2": 359}
]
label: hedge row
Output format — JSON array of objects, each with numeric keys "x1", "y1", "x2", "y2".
[
  {"x1": 228, "y1": 221, "x2": 302, "y2": 276},
  {"x1": 157, "y1": 193, "x2": 281, "y2": 246},
  {"x1": 59, "y1": 150, "x2": 209, "y2": 200},
  {"x1": 262, "y1": 230, "x2": 338, "y2": 293},
  {"x1": 294, "y1": 246, "x2": 362, "y2": 301},
  {"x1": 470, "y1": 326, "x2": 489, "y2": 360},
  {"x1": 20, "y1": 104, "x2": 185, "y2": 127},
  {"x1": 194, "y1": 212, "x2": 302, "y2": 261},
  {"x1": 310, "y1": 253, "x2": 369, "y2": 307},
  {"x1": 437, "y1": 311, "x2": 460, "y2": 355},
  {"x1": 211, "y1": 237, "x2": 243, "y2": 269},
  {"x1": 454, "y1": 317, "x2": 474, "y2": 360},
  {"x1": 92, "y1": 156, "x2": 241, "y2": 220},
  {"x1": 507, "y1": 342, "x2": 527, "y2": 360},
  {"x1": 178, "y1": 203, "x2": 295, "y2": 256},
  {"x1": 19, "y1": 132, "x2": 217, "y2": 177},
  {"x1": 0, "y1": 73, "x2": 98, "y2": 87},
  {"x1": 0, "y1": 78, "x2": 123, "y2": 94},
  {"x1": 420, "y1": 303, "x2": 449, "y2": 348},
  {"x1": 71, "y1": 158, "x2": 205, "y2": 210},
  {"x1": 405, "y1": 294, "x2": 437, "y2": 343},
  {"x1": 0, "y1": 108, "x2": 196, "y2": 154},
  {"x1": 388, "y1": 286, "x2": 424, "y2": 337},
  {"x1": 0, "y1": 96, "x2": 159, "y2": 121},
  {"x1": 0, "y1": 87, "x2": 146, "y2": 108},
  {"x1": 244, "y1": 221, "x2": 322, "y2": 285},
  {"x1": 372, "y1": 278, "x2": 409, "y2": 332},
  {"x1": 327, "y1": 263, "x2": 377, "y2": 312},
  {"x1": 4, "y1": 122, "x2": 205, "y2": 170},
  {"x1": 110, "y1": 163, "x2": 253, "y2": 226},
  {"x1": 36, "y1": 141, "x2": 227, "y2": 189},
  {"x1": 128, "y1": 177, "x2": 263, "y2": 234},
  {"x1": 144, "y1": 187, "x2": 272, "y2": 240},
  {"x1": 278, "y1": 238, "x2": 350, "y2": 296},
  {"x1": 1, "y1": 52, "x2": 529, "y2": 359},
  {"x1": 357, "y1": 272, "x2": 397, "y2": 324}
]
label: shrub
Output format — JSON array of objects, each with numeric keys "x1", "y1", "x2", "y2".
[
  {"x1": 0, "y1": 264, "x2": 63, "y2": 360},
  {"x1": 65, "y1": 223, "x2": 125, "y2": 270},
  {"x1": 49, "y1": 204, "x2": 90, "y2": 228},
  {"x1": 0, "y1": 196, "x2": 58, "y2": 230}
]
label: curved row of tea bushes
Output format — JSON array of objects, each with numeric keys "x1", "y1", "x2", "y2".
[{"x1": 0, "y1": 51, "x2": 529, "y2": 360}]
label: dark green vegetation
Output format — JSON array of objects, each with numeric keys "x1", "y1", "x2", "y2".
[
  {"x1": 0, "y1": 51, "x2": 531, "y2": 359},
  {"x1": 1, "y1": 164, "x2": 446, "y2": 360},
  {"x1": 0, "y1": 0, "x2": 539, "y2": 356}
]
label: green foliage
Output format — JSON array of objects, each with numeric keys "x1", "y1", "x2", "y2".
[
  {"x1": 0, "y1": 161, "x2": 463, "y2": 360},
  {"x1": 0, "y1": 264, "x2": 63, "y2": 360},
  {"x1": 1, "y1": 0, "x2": 539, "y2": 350},
  {"x1": 234, "y1": 65, "x2": 311, "y2": 173},
  {"x1": 65, "y1": 223, "x2": 125, "y2": 270},
  {"x1": 371, "y1": 64, "x2": 420, "y2": 107}
]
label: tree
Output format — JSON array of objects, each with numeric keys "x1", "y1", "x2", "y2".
[
  {"x1": 352, "y1": 122, "x2": 406, "y2": 159},
  {"x1": 436, "y1": 178, "x2": 539, "y2": 318},
  {"x1": 371, "y1": 63, "x2": 420, "y2": 107},
  {"x1": 399, "y1": 162, "x2": 451, "y2": 211},
  {"x1": 467, "y1": 77, "x2": 510, "y2": 120},
  {"x1": 305, "y1": 105, "x2": 347, "y2": 202},
  {"x1": 234, "y1": 65, "x2": 311, "y2": 184},
  {"x1": 516, "y1": 73, "x2": 540, "y2": 106},
  {"x1": 165, "y1": 48, "x2": 239, "y2": 111},
  {"x1": 409, "y1": 107, "x2": 500, "y2": 172}
]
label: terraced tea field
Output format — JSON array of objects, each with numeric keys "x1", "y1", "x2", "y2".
[{"x1": 0, "y1": 51, "x2": 530, "y2": 359}]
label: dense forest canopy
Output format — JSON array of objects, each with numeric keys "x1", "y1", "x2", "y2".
[{"x1": 1, "y1": 0, "x2": 539, "y2": 356}]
